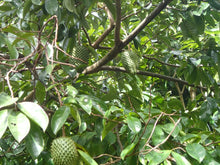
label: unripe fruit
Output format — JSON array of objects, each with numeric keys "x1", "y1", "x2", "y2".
[
  {"x1": 121, "y1": 50, "x2": 139, "y2": 74},
  {"x1": 70, "y1": 45, "x2": 90, "y2": 72},
  {"x1": 51, "y1": 137, "x2": 79, "y2": 165}
]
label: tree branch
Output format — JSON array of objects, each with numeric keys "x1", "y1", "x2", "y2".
[
  {"x1": 99, "y1": 66, "x2": 207, "y2": 89},
  {"x1": 121, "y1": 0, "x2": 173, "y2": 47},
  {"x1": 83, "y1": 0, "x2": 173, "y2": 74},
  {"x1": 115, "y1": 0, "x2": 121, "y2": 45},
  {"x1": 92, "y1": 6, "x2": 115, "y2": 49}
]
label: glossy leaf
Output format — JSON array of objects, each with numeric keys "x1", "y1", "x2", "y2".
[
  {"x1": 66, "y1": 85, "x2": 78, "y2": 98},
  {"x1": 146, "y1": 150, "x2": 171, "y2": 165},
  {"x1": 35, "y1": 81, "x2": 46, "y2": 104},
  {"x1": 5, "y1": 38, "x2": 18, "y2": 59},
  {"x1": 0, "y1": 110, "x2": 8, "y2": 138},
  {"x1": 0, "y1": 92, "x2": 17, "y2": 109},
  {"x1": 127, "y1": 115, "x2": 141, "y2": 134},
  {"x1": 51, "y1": 106, "x2": 70, "y2": 135},
  {"x1": 77, "y1": 95, "x2": 92, "y2": 115},
  {"x1": 162, "y1": 123, "x2": 181, "y2": 138},
  {"x1": 25, "y1": 122, "x2": 44, "y2": 159},
  {"x1": 8, "y1": 111, "x2": 30, "y2": 142},
  {"x1": 186, "y1": 143, "x2": 206, "y2": 163},
  {"x1": 78, "y1": 150, "x2": 98, "y2": 165},
  {"x1": 17, "y1": 102, "x2": 49, "y2": 131},
  {"x1": 70, "y1": 106, "x2": 81, "y2": 126},
  {"x1": 172, "y1": 152, "x2": 191, "y2": 165},
  {"x1": 101, "y1": 121, "x2": 117, "y2": 141},
  {"x1": 45, "y1": 0, "x2": 58, "y2": 15},
  {"x1": 120, "y1": 143, "x2": 136, "y2": 160}
]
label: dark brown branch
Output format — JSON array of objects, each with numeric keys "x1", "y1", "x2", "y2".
[
  {"x1": 99, "y1": 66, "x2": 207, "y2": 89},
  {"x1": 92, "y1": 6, "x2": 115, "y2": 49},
  {"x1": 121, "y1": 0, "x2": 173, "y2": 47},
  {"x1": 143, "y1": 55, "x2": 180, "y2": 67},
  {"x1": 115, "y1": 0, "x2": 121, "y2": 45}
]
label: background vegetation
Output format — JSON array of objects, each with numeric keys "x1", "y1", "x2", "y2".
[{"x1": 0, "y1": 0, "x2": 220, "y2": 164}]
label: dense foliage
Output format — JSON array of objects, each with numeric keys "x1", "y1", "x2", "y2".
[{"x1": 0, "y1": 0, "x2": 220, "y2": 164}]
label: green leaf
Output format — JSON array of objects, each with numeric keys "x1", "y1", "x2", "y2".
[
  {"x1": 77, "y1": 95, "x2": 92, "y2": 115},
  {"x1": 70, "y1": 106, "x2": 81, "y2": 126},
  {"x1": 186, "y1": 143, "x2": 206, "y2": 163},
  {"x1": 0, "y1": 110, "x2": 8, "y2": 138},
  {"x1": 35, "y1": 81, "x2": 46, "y2": 104},
  {"x1": 66, "y1": 85, "x2": 78, "y2": 98},
  {"x1": 51, "y1": 106, "x2": 70, "y2": 135},
  {"x1": 45, "y1": 0, "x2": 58, "y2": 15},
  {"x1": 4, "y1": 38, "x2": 18, "y2": 59},
  {"x1": 23, "y1": 0, "x2": 32, "y2": 18},
  {"x1": 127, "y1": 115, "x2": 141, "y2": 134},
  {"x1": 120, "y1": 143, "x2": 136, "y2": 160},
  {"x1": 162, "y1": 123, "x2": 182, "y2": 138},
  {"x1": 0, "y1": 92, "x2": 17, "y2": 109},
  {"x1": 17, "y1": 102, "x2": 49, "y2": 131},
  {"x1": 31, "y1": 0, "x2": 41, "y2": 5},
  {"x1": 25, "y1": 122, "x2": 44, "y2": 159},
  {"x1": 63, "y1": 0, "x2": 76, "y2": 12},
  {"x1": 172, "y1": 152, "x2": 191, "y2": 165},
  {"x1": 101, "y1": 121, "x2": 117, "y2": 141},
  {"x1": 78, "y1": 150, "x2": 98, "y2": 165},
  {"x1": 8, "y1": 111, "x2": 30, "y2": 142},
  {"x1": 146, "y1": 150, "x2": 171, "y2": 165},
  {"x1": 152, "y1": 126, "x2": 166, "y2": 145}
]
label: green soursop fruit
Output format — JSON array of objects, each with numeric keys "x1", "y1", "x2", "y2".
[
  {"x1": 51, "y1": 137, "x2": 79, "y2": 165},
  {"x1": 121, "y1": 50, "x2": 139, "y2": 74},
  {"x1": 70, "y1": 45, "x2": 90, "y2": 72}
]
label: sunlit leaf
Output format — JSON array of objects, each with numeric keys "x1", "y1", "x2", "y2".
[
  {"x1": 17, "y1": 102, "x2": 49, "y2": 131},
  {"x1": 77, "y1": 95, "x2": 92, "y2": 114},
  {"x1": 127, "y1": 115, "x2": 141, "y2": 134},
  {"x1": 186, "y1": 143, "x2": 206, "y2": 163},
  {"x1": 8, "y1": 111, "x2": 30, "y2": 142},
  {"x1": 78, "y1": 150, "x2": 98, "y2": 165},
  {"x1": 120, "y1": 143, "x2": 136, "y2": 160},
  {"x1": 0, "y1": 110, "x2": 8, "y2": 138},
  {"x1": 45, "y1": 0, "x2": 58, "y2": 15},
  {"x1": 51, "y1": 106, "x2": 70, "y2": 135},
  {"x1": 172, "y1": 152, "x2": 191, "y2": 165},
  {"x1": 0, "y1": 92, "x2": 17, "y2": 109}
]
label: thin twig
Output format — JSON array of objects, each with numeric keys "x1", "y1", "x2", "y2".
[{"x1": 141, "y1": 118, "x2": 181, "y2": 154}]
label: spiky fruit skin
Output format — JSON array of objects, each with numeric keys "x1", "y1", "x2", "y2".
[
  {"x1": 51, "y1": 137, "x2": 79, "y2": 165},
  {"x1": 72, "y1": 45, "x2": 90, "y2": 65},
  {"x1": 121, "y1": 51, "x2": 139, "y2": 74}
]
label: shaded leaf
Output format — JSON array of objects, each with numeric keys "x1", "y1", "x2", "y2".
[
  {"x1": 25, "y1": 122, "x2": 44, "y2": 159},
  {"x1": 35, "y1": 81, "x2": 46, "y2": 104},
  {"x1": 101, "y1": 121, "x2": 117, "y2": 141}
]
